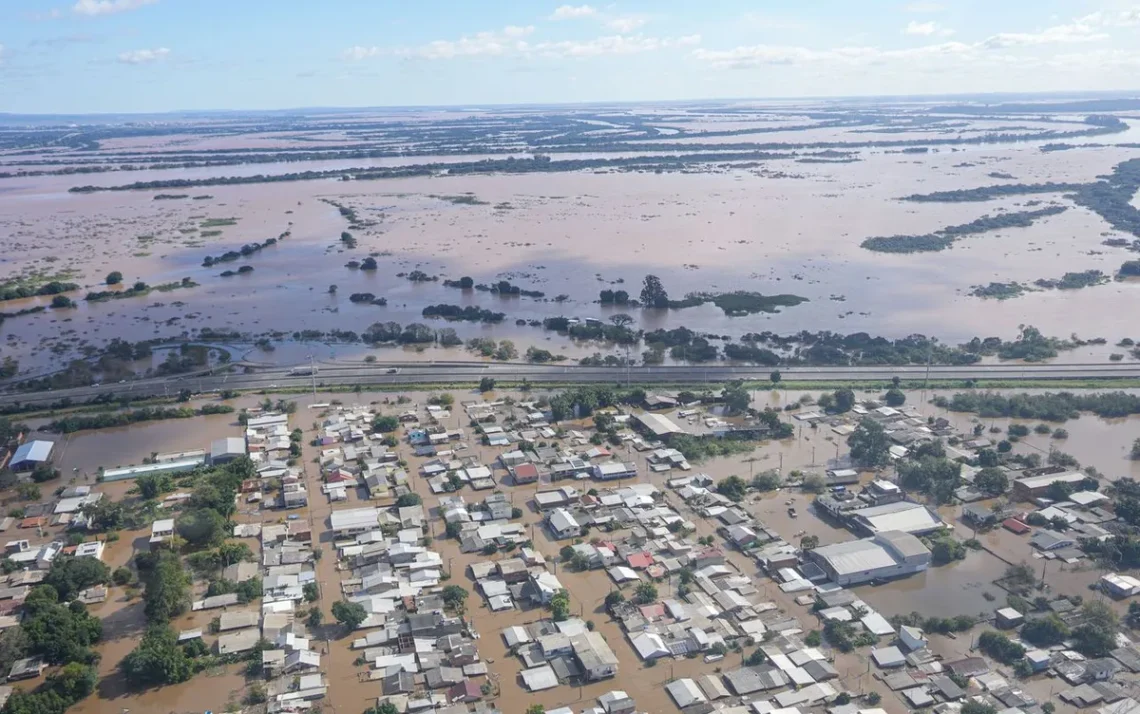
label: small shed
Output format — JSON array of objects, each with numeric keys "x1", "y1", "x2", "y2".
[{"x1": 995, "y1": 607, "x2": 1024, "y2": 628}]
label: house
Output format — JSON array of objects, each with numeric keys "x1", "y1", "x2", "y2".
[
  {"x1": 632, "y1": 412, "x2": 687, "y2": 439},
  {"x1": 1013, "y1": 470, "x2": 1087, "y2": 499},
  {"x1": 666, "y1": 679, "x2": 708, "y2": 709},
  {"x1": 1102, "y1": 573, "x2": 1140, "y2": 598},
  {"x1": 150, "y1": 518, "x2": 175, "y2": 548},
  {"x1": 1031, "y1": 529, "x2": 1075, "y2": 552},
  {"x1": 521, "y1": 572, "x2": 564, "y2": 605},
  {"x1": 594, "y1": 462, "x2": 637, "y2": 481},
  {"x1": 546, "y1": 508, "x2": 581, "y2": 540},
  {"x1": 995, "y1": 608, "x2": 1024, "y2": 628},
  {"x1": 899, "y1": 625, "x2": 927, "y2": 652},
  {"x1": 330, "y1": 507, "x2": 380, "y2": 537},
  {"x1": 7, "y1": 657, "x2": 45, "y2": 681},
  {"x1": 73, "y1": 541, "x2": 105, "y2": 560},
  {"x1": 210, "y1": 437, "x2": 246, "y2": 464},
  {"x1": 573, "y1": 631, "x2": 619, "y2": 681},
  {"x1": 511, "y1": 463, "x2": 540, "y2": 485},
  {"x1": 9, "y1": 441, "x2": 53, "y2": 472}
]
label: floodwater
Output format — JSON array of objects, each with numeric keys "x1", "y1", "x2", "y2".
[
  {"x1": 30, "y1": 384, "x2": 1139, "y2": 712},
  {"x1": 3, "y1": 112, "x2": 1140, "y2": 378}
]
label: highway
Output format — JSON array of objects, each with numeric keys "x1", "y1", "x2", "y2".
[{"x1": 2, "y1": 359, "x2": 1139, "y2": 408}]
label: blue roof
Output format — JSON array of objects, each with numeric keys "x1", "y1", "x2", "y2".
[{"x1": 11, "y1": 440, "x2": 53, "y2": 465}]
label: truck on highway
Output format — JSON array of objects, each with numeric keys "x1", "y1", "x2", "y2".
[{"x1": 289, "y1": 366, "x2": 318, "y2": 376}]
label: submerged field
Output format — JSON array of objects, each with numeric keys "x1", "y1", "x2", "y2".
[{"x1": 3, "y1": 100, "x2": 1140, "y2": 380}]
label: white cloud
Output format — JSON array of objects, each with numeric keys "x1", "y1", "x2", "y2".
[
  {"x1": 904, "y1": 21, "x2": 953, "y2": 36},
  {"x1": 117, "y1": 47, "x2": 169, "y2": 64},
  {"x1": 604, "y1": 16, "x2": 647, "y2": 33},
  {"x1": 693, "y1": 41, "x2": 973, "y2": 69},
  {"x1": 74, "y1": 0, "x2": 157, "y2": 16},
  {"x1": 0, "y1": 45, "x2": 5, "y2": 64},
  {"x1": 377, "y1": 25, "x2": 693, "y2": 61},
  {"x1": 903, "y1": 1, "x2": 944, "y2": 11},
  {"x1": 981, "y1": 21, "x2": 1107, "y2": 49},
  {"x1": 342, "y1": 46, "x2": 382, "y2": 61},
  {"x1": 389, "y1": 26, "x2": 536, "y2": 60},
  {"x1": 533, "y1": 33, "x2": 698, "y2": 58},
  {"x1": 1077, "y1": 7, "x2": 1140, "y2": 28},
  {"x1": 550, "y1": 4, "x2": 597, "y2": 20}
]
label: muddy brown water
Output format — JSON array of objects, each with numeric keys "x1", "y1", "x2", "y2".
[
  {"x1": 4, "y1": 120, "x2": 1140, "y2": 377},
  {"x1": 11, "y1": 385, "x2": 1139, "y2": 712}
]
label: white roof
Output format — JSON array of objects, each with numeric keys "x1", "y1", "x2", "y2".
[
  {"x1": 667, "y1": 679, "x2": 708, "y2": 708},
  {"x1": 548, "y1": 508, "x2": 579, "y2": 532},
  {"x1": 1015, "y1": 470, "x2": 1085, "y2": 489},
  {"x1": 852, "y1": 501, "x2": 942, "y2": 534},
  {"x1": 330, "y1": 507, "x2": 380, "y2": 532},
  {"x1": 811, "y1": 539, "x2": 898, "y2": 575},
  {"x1": 520, "y1": 664, "x2": 559, "y2": 691}
]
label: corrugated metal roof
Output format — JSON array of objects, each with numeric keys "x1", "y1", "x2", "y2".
[
  {"x1": 811, "y1": 539, "x2": 897, "y2": 575},
  {"x1": 11, "y1": 441, "x2": 52, "y2": 465}
]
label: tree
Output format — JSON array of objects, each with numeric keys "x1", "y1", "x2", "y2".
[
  {"x1": 306, "y1": 607, "x2": 323, "y2": 628},
  {"x1": 801, "y1": 473, "x2": 826, "y2": 493},
  {"x1": 121, "y1": 626, "x2": 192, "y2": 687},
  {"x1": 526, "y1": 706, "x2": 546, "y2": 714},
  {"x1": 395, "y1": 493, "x2": 422, "y2": 508},
  {"x1": 136, "y1": 473, "x2": 173, "y2": 500},
  {"x1": 604, "y1": 590, "x2": 625, "y2": 609},
  {"x1": 639, "y1": 274, "x2": 669, "y2": 308},
  {"x1": 331, "y1": 600, "x2": 367, "y2": 630},
  {"x1": 105, "y1": 271, "x2": 123, "y2": 285},
  {"x1": 752, "y1": 472, "x2": 781, "y2": 491},
  {"x1": 716, "y1": 476, "x2": 748, "y2": 503},
  {"x1": 800, "y1": 535, "x2": 820, "y2": 550},
  {"x1": 44, "y1": 556, "x2": 110, "y2": 601},
  {"x1": 1021, "y1": 614, "x2": 1070, "y2": 646},
  {"x1": 177, "y1": 508, "x2": 227, "y2": 548},
  {"x1": 634, "y1": 581, "x2": 658, "y2": 604},
  {"x1": 479, "y1": 377, "x2": 496, "y2": 393},
  {"x1": 977, "y1": 448, "x2": 1000, "y2": 467},
  {"x1": 217, "y1": 541, "x2": 252, "y2": 567},
  {"x1": 722, "y1": 381, "x2": 751, "y2": 414},
  {"x1": 833, "y1": 388, "x2": 856, "y2": 413},
  {"x1": 847, "y1": 418, "x2": 890, "y2": 468},
  {"x1": 975, "y1": 468, "x2": 1009, "y2": 495},
  {"x1": 371, "y1": 416, "x2": 399, "y2": 434},
  {"x1": 22, "y1": 594, "x2": 102, "y2": 665},
  {"x1": 45, "y1": 662, "x2": 97, "y2": 702},
  {"x1": 441, "y1": 585, "x2": 469, "y2": 612},
  {"x1": 978, "y1": 631, "x2": 1025, "y2": 664},
  {"x1": 884, "y1": 388, "x2": 906, "y2": 407},
  {"x1": 770, "y1": 370, "x2": 782, "y2": 385},
  {"x1": 143, "y1": 551, "x2": 190, "y2": 623},
  {"x1": 610, "y1": 313, "x2": 633, "y2": 328},
  {"x1": 303, "y1": 582, "x2": 319, "y2": 602},
  {"x1": 550, "y1": 589, "x2": 571, "y2": 621},
  {"x1": 1072, "y1": 600, "x2": 1119, "y2": 657},
  {"x1": 51, "y1": 295, "x2": 75, "y2": 308}
]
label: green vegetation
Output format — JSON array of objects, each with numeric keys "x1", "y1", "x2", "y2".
[
  {"x1": 970, "y1": 282, "x2": 1027, "y2": 300},
  {"x1": 1034, "y1": 269, "x2": 1109, "y2": 290},
  {"x1": 897, "y1": 442, "x2": 961, "y2": 504},
  {"x1": 937, "y1": 390, "x2": 1140, "y2": 421},
  {"x1": 421, "y1": 304, "x2": 506, "y2": 323},
  {"x1": 861, "y1": 206, "x2": 1067, "y2": 253},
  {"x1": 978, "y1": 630, "x2": 1025, "y2": 664},
  {"x1": 201, "y1": 234, "x2": 280, "y2": 267},
  {"x1": 85, "y1": 278, "x2": 197, "y2": 303},
  {"x1": 47, "y1": 404, "x2": 233, "y2": 433},
  {"x1": 0, "y1": 271, "x2": 80, "y2": 302},
  {"x1": 1120, "y1": 260, "x2": 1140, "y2": 278},
  {"x1": 332, "y1": 599, "x2": 368, "y2": 630},
  {"x1": 847, "y1": 418, "x2": 890, "y2": 468}
]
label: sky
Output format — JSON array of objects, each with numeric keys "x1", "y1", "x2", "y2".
[{"x1": 3, "y1": 0, "x2": 1140, "y2": 113}]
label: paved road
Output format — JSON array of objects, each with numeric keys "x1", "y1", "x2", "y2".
[{"x1": 2, "y1": 359, "x2": 1138, "y2": 408}]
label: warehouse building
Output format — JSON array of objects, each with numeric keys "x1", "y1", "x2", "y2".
[
  {"x1": 632, "y1": 412, "x2": 687, "y2": 440},
  {"x1": 849, "y1": 501, "x2": 944, "y2": 537},
  {"x1": 210, "y1": 437, "x2": 247, "y2": 465},
  {"x1": 806, "y1": 530, "x2": 932, "y2": 586},
  {"x1": 9, "y1": 441, "x2": 53, "y2": 472},
  {"x1": 1013, "y1": 471, "x2": 1086, "y2": 500}
]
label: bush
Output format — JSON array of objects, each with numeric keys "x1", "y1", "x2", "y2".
[
  {"x1": 112, "y1": 566, "x2": 133, "y2": 586},
  {"x1": 106, "y1": 271, "x2": 123, "y2": 285}
]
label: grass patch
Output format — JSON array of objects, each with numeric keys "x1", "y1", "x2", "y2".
[{"x1": 200, "y1": 218, "x2": 238, "y2": 228}]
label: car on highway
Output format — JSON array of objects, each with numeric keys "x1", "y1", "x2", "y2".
[{"x1": 386, "y1": 368, "x2": 399, "y2": 374}]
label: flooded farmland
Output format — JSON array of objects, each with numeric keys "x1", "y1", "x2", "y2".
[{"x1": 3, "y1": 103, "x2": 1140, "y2": 377}]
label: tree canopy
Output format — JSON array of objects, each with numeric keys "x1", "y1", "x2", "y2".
[{"x1": 847, "y1": 418, "x2": 890, "y2": 468}]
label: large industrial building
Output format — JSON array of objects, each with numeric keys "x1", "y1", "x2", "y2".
[
  {"x1": 805, "y1": 530, "x2": 932, "y2": 586},
  {"x1": 849, "y1": 501, "x2": 944, "y2": 537},
  {"x1": 9, "y1": 440, "x2": 53, "y2": 472}
]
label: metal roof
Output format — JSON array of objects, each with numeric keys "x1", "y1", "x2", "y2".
[
  {"x1": 11, "y1": 441, "x2": 52, "y2": 466},
  {"x1": 634, "y1": 412, "x2": 686, "y2": 437},
  {"x1": 810, "y1": 539, "x2": 899, "y2": 576},
  {"x1": 852, "y1": 501, "x2": 942, "y2": 534}
]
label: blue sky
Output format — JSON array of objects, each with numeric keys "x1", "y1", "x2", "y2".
[{"x1": 3, "y1": 0, "x2": 1140, "y2": 113}]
